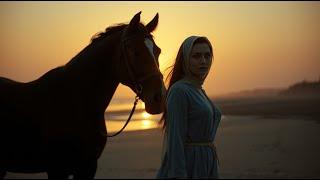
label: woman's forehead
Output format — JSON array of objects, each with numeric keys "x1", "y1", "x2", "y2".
[{"x1": 191, "y1": 43, "x2": 211, "y2": 53}]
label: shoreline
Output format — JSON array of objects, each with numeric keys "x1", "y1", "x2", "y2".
[{"x1": 214, "y1": 96, "x2": 320, "y2": 121}]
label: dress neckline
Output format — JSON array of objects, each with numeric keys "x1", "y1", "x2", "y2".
[{"x1": 180, "y1": 77, "x2": 203, "y2": 90}]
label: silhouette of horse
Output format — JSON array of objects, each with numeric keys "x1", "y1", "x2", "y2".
[{"x1": 0, "y1": 12, "x2": 165, "y2": 179}]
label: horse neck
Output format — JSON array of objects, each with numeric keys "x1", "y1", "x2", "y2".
[{"x1": 63, "y1": 32, "x2": 122, "y2": 113}]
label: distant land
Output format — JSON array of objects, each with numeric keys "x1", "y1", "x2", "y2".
[
  {"x1": 279, "y1": 79, "x2": 320, "y2": 97},
  {"x1": 213, "y1": 79, "x2": 320, "y2": 120},
  {"x1": 215, "y1": 78, "x2": 320, "y2": 98},
  {"x1": 215, "y1": 88, "x2": 282, "y2": 98}
]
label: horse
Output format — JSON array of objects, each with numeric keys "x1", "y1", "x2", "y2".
[{"x1": 0, "y1": 11, "x2": 166, "y2": 179}]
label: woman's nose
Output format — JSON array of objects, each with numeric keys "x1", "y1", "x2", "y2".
[{"x1": 200, "y1": 56, "x2": 207, "y2": 64}]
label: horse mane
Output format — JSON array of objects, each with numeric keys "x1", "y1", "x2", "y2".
[
  {"x1": 63, "y1": 23, "x2": 128, "y2": 69},
  {"x1": 90, "y1": 22, "x2": 152, "y2": 44},
  {"x1": 90, "y1": 23, "x2": 127, "y2": 44},
  {"x1": 63, "y1": 22, "x2": 150, "y2": 71}
]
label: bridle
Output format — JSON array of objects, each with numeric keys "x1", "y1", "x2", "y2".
[{"x1": 106, "y1": 28, "x2": 162, "y2": 137}]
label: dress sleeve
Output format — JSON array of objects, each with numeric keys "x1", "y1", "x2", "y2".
[{"x1": 165, "y1": 86, "x2": 188, "y2": 178}]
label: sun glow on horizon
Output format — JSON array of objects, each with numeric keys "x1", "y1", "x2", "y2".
[
  {"x1": 1, "y1": 2, "x2": 319, "y2": 98},
  {"x1": 142, "y1": 111, "x2": 151, "y2": 119},
  {"x1": 141, "y1": 120, "x2": 152, "y2": 127}
]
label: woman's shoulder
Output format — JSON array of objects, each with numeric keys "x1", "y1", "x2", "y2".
[
  {"x1": 167, "y1": 80, "x2": 196, "y2": 101},
  {"x1": 166, "y1": 81, "x2": 192, "y2": 104},
  {"x1": 169, "y1": 80, "x2": 194, "y2": 93}
]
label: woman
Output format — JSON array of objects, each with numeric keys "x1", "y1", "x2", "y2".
[{"x1": 156, "y1": 36, "x2": 221, "y2": 179}]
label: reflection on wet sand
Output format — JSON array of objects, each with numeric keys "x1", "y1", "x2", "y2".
[{"x1": 105, "y1": 110, "x2": 162, "y2": 133}]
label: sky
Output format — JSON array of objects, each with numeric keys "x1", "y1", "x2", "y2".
[{"x1": 1, "y1": 1, "x2": 320, "y2": 99}]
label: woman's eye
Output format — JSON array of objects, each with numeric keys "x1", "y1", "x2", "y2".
[{"x1": 192, "y1": 54, "x2": 201, "y2": 59}]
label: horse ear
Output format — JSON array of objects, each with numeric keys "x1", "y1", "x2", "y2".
[
  {"x1": 128, "y1": 11, "x2": 141, "y2": 30},
  {"x1": 146, "y1": 13, "x2": 159, "y2": 33}
]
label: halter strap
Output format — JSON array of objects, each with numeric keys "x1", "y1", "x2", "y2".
[
  {"x1": 105, "y1": 28, "x2": 162, "y2": 138},
  {"x1": 120, "y1": 28, "x2": 162, "y2": 97}
]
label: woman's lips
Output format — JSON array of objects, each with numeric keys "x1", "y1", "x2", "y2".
[{"x1": 199, "y1": 67, "x2": 208, "y2": 71}]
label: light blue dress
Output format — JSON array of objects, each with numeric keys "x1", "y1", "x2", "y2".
[{"x1": 156, "y1": 79, "x2": 221, "y2": 179}]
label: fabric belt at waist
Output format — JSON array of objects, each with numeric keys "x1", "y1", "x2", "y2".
[
  {"x1": 185, "y1": 142, "x2": 216, "y2": 149},
  {"x1": 184, "y1": 142, "x2": 220, "y2": 165}
]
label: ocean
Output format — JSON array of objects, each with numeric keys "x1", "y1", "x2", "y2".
[
  {"x1": 104, "y1": 97, "x2": 228, "y2": 134},
  {"x1": 104, "y1": 98, "x2": 163, "y2": 133}
]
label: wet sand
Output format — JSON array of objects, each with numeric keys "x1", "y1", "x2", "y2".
[{"x1": 5, "y1": 116, "x2": 320, "y2": 179}]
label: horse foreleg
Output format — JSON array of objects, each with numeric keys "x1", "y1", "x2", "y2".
[
  {"x1": 72, "y1": 160, "x2": 97, "y2": 179},
  {"x1": 47, "y1": 170, "x2": 71, "y2": 179},
  {"x1": 0, "y1": 171, "x2": 6, "y2": 179}
]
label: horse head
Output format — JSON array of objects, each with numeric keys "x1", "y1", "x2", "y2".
[{"x1": 116, "y1": 12, "x2": 166, "y2": 114}]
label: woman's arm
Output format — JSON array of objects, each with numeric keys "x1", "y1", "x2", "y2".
[{"x1": 165, "y1": 86, "x2": 189, "y2": 178}]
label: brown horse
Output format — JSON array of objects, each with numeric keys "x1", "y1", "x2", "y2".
[{"x1": 0, "y1": 12, "x2": 166, "y2": 179}]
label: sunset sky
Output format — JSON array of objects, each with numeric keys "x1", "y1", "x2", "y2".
[{"x1": 1, "y1": 1, "x2": 319, "y2": 99}]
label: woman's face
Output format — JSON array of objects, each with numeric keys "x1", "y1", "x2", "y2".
[{"x1": 189, "y1": 43, "x2": 213, "y2": 80}]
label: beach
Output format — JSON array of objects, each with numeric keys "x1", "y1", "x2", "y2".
[{"x1": 5, "y1": 116, "x2": 320, "y2": 179}]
